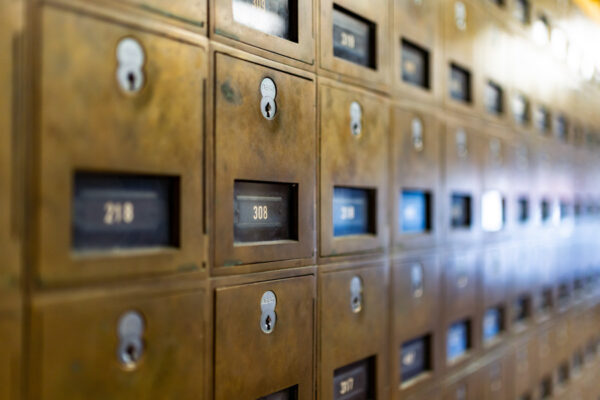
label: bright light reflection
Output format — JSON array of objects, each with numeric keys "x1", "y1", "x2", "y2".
[
  {"x1": 550, "y1": 28, "x2": 567, "y2": 59},
  {"x1": 567, "y1": 44, "x2": 582, "y2": 73},
  {"x1": 532, "y1": 18, "x2": 549, "y2": 46},
  {"x1": 482, "y1": 190, "x2": 504, "y2": 232}
]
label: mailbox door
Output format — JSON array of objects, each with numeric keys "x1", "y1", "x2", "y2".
[
  {"x1": 213, "y1": 52, "x2": 316, "y2": 269},
  {"x1": 441, "y1": 370, "x2": 482, "y2": 400},
  {"x1": 318, "y1": 262, "x2": 388, "y2": 400},
  {"x1": 392, "y1": 253, "x2": 441, "y2": 394},
  {"x1": 444, "y1": 250, "x2": 478, "y2": 320},
  {"x1": 318, "y1": 0, "x2": 391, "y2": 89},
  {"x1": 393, "y1": 0, "x2": 441, "y2": 102},
  {"x1": 481, "y1": 246, "x2": 508, "y2": 322},
  {"x1": 122, "y1": 0, "x2": 207, "y2": 32},
  {"x1": 391, "y1": 106, "x2": 441, "y2": 249},
  {"x1": 512, "y1": 336, "x2": 537, "y2": 399},
  {"x1": 38, "y1": 9, "x2": 207, "y2": 285},
  {"x1": 0, "y1": 302, "x2": 21, "y2": 400},
  {"x1": 29, "y1": 283, "x2": 206, "y2": 399},
  {"x1": 481, "y1": 358, "x2": 508, "y2": 400},
  {"x1": 211, "y1": 0, "x2": 314, "y2": 65},
  {"x1": 214, "y1": 275, "x2": 314, "y2": 400},
  {"x1": 319, "y1": 81, "x2": 389, "y2": 257}
]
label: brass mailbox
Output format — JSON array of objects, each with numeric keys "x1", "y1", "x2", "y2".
[
  {"x1": 36, "y1": 8, "x2": 207, "y2": 285},
  {"x1": 441, "y1": 368, "x2": 482, "y2": 400},
  {"x1": 213, "y1": 49, "x2": 316, "y2": 271},
  {"x1": 480, "y1": 357, "x2": 508, "y2": 400},
  {"x1": 213, "y1": 274, "x2": 314, "y2": 399},
  {"x1": 391, "y1": 106, "x2": 441, "y2": 250},
  {"x1": 442, "y1": 119, "x2": 481, "y2": 244},
  {"x1": 391, "y1": 253, "x2": 441, "y2": 396},
  {"x1": 512, "y1": 336, "x2": 537, "y2": 400},
  {"x1": 318, "y1": 261, "x2": 388, "y2": 400},
  {"x1": 319, "y1": 80, "x2": 389, "y2": 258},
  {"x1": 392, "y1": 0, "x2": 441, "y2": 102},
  {"x1": 318, "y1": 0, "x2": 391, "y2": 90},
  {"x1": 28, "y1": 281, "x2": 206, "y2": 399},
  {"x1": 115, "y1": 0, "x2": 207, "y2": 33},
  {"x1": 480, "y1": 247, "x2": 507, "y2": 346},
  {"x1": 444, "y1": 250, "x2": 478, "y2": 322},
  {"x1": 210, "y1": 0, "x2": 314, "y2": 67}
]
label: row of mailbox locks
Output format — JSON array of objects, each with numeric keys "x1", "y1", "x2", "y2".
[{"x1": 114, "y1": 276, "x2": 367, "y2": 368}]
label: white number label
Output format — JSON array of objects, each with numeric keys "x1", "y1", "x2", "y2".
[
  {"x1": 340, "y1": 377, "x2": 355, "y2": 395},
  {"x1": 103, "y1": 201, "x2": 134, "y2": 225},
  {"x1": 340, "y1": 205, "x2": 355, "y2": 220},
  {"x1": 340, "y1": 32, "x2": 356, "y2": 49},
  {"x1": 252, "y1": 205, "x2": 268, "y2": 220}
]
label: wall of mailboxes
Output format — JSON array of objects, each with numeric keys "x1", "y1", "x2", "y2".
[{"x1": 3, "y1": 0, "x2": 600, "y2": 398}]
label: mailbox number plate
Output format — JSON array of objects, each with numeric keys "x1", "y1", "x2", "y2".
[
  {"x1": 449, "y1": 64, "x2": 471, "y2": 103},
  {"x1": 447, "y1": 320, "x2": 470, "y2": 362},
  {"x1": 483, "y1": 307, "x2": 503, "y2": 342},
  {"x1": 258, "y1": 385, "x2": 298, "y2": 400},
  {"x1": 401, "y1": 334, "x2": 431, "y2": 383},
  {"x1": 333, "y1": 356, "x2": 375, "y2": 400},
  {"x1": 332, "y1": 5, "x2": 376, "y2": 69},
  {"x1": 232, "y1": 0, "x2": 298, "y2": 42},
  {"x1": 402, "y1": 39, "x2": 430, "y2": 89},
  {"x1": 234, "y1": 180, "x2": 298, "y2": 244},
  {"x1": 401, "y1": 190, "x2": 431, "y2": 233},
  {"x1": 333, "y1": 187, "x2": 376, "y2": 237},
  {"x1": 450, "y1": 193, "x2": 471, "y2": 229},
  {"x1": 72, "y1": 173, "x2": 178, "y2": 251}
]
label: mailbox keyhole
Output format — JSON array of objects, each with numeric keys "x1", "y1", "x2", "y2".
[
  {"x1": 127, "y1": 72, "x2": 136, "y2": 91},
  {"x1": 265, "y1": 102, "x2": 272, "y2": 118},
  {"x1": 265, "y1": 315, "x2": 272, "y2": 330},
  {"x1": 126, "y1": 344, "x2": 137, "y2": 362}
]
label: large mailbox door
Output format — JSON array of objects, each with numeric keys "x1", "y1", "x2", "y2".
[
  {"x1": 319, "y1": 81, "x2": 389, "y2": 257},
  {"x1": 391, "y1": 106, "x2": 441, "y2": 249},
  {"x1": 29, "y1": 284, "x2": 206, "y2": 399},
  {"x1": 214, "y1": 275, "x2": 314, "y2": 400},
  {"x1": 38, "y1": 8, "x2": 207, "y2": 285},
  {"x1": 213, "y1": 52, "x2": 316, "y2": 269},
  {"x1": 318, "y1": 262, "x2": 388, "y2": 400}
]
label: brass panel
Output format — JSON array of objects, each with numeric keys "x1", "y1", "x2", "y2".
[
  {"x1": 29, "y1": 284, "x2": 206, "y2": 399},
  {"x1": 119, "y1": 0, "x2": 207, "y2": 32},
  {"x1": 213, "y1": 51, "x2": 316, "y2": 269},
  {"x1": 391, "y1": 106, "x2": 441, "y2": 250},
  {"x1": 37, "y1": 8, "x2": 207, "y2": 285},
  {"x1": 318, "y1": 0, "x2": 391, "y2": 90},
  {"x1": 512, "y1": 336, "x2": 537, "y2": 399},
  {"x1": 318, "y1": 262, "x2": 388, "y2": 400},
  {"x1": 392, "y1": 0, "x2": 442, "y2": 103},
  {"x1": 481, "y1": 246, "x2": 508, "y2": 308},
  {"x1": 443, "y1": 250, "x2": 478, "y2": 321},
  {"x1": 214, "y1": 275, "x2": 314, "y2": 399},
  {"x1": 319, "y1": 80, "x2": 389, "y2": 258},
  {"x1": 210, "y1": 0, "x2": 315, "y2": 66},
  {"x1": 0, "y1": 0, "x2": 23, "y2": 290},
  {"x1": 391, "y1": 253, "x2": 441, "y2": 396},
  {"x1": 441, "y1": 369, "x2": 482, "y2": 400},
  {"x1": 0, "y1": 302, "x2": 21, "y2": 400},
  {"x1": 536, "y1": 324, "x2": 555, "y2": 378}
]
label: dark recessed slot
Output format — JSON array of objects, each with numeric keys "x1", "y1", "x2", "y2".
[
  {"x1": 574, "y1": 279, "x2": 584, "y2": 296},
  {"x1": 518, "y1": 393, "x2": 532, "y2": 400},
  {"x1": 332, "y1": 4, "x2": 376, "y2": 69},
  {"x1": 232, "y1": 0, "x2": 299, "y2": 42},
  {"x1": 539, "y1": 288, "x2": 553, "y2": 313},
  {"x1": 333, "y1": 356, "x2": 376, "y2": 400},
  {"x1": 557, "y1": 283, "x2": 570, "y2": 308},
  {"x1": 541, "y1": 199, "x2": 551, "y2": 222},
  {"x1": 485, "y1": 81, "x2": 503, "y2": 115},
  {"x1": 585, "y1": 340, "x2": 597, "y2": 363},
  {"x1": 554, "y1": 114, "x2": 568, "y2": 141},
  {"x1": 333, "y1": 187, "x2": 376, "y2": 237},
  {"x1": 513, "y1": 94, "x2": 530, "y2": 125},
  {"x1": 490, "y1": 0, "x2": 505, "y2": 7},
  {"x1": 401, "y1": 39, "x2": 430, "y2": 89},
  {"x1": 449, "y1": 63, "x2": 472, "y2": 103},
  {"x1": 514, "y1": 295, "x2": 532, "y2": 323},
  {"x1": 447, "y1": 319, "x2": 471, "y2": 362},
  {"x1": 450, "y1": 193, "x2": 472, "y2": 229},
  {"x1": 72, "y1": 172, "x2": 179, "y2": 252},
  {"x1": 483, "y1": 306, "x2": 504, "y2": 342},
  {"x1": 535, "y1": 106, "x2": 550, "y2": 134},
  {"x1": 234, "y1": 180, "x2": 298, "y2": 244},
  {"x1": 400, "y1": 334, "x2": 432, "y2": 383},
  {"x1": 574, "y1": 201, "x2": 582, "y2": 218},
  {"x1": 557, "y1": 362, "x2": 569, "y2": 386},
  {"x1": 258, "y1": 385, "x2": 298, "y2": 400},
  {"x1": 540, "y1": 376, "x2": 552, "y2": 399},
  {"x1": 518, "y1": 197, "x2": 530, "y2": 223},
  {"x1": 400, "y1": 189, "x2": 432, "y2": 234},
  {"x1": 514, "y1": 0, "x2": 530, "y2": 24}
]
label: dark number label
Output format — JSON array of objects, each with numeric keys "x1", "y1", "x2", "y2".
[
  {"x1": 333, "y1": 187, "x2": 375, "y2": 237},
  {"x1": 332, "y1": 6, "x2": 376, "y2": 68},
  {"x1": 232, "y1": 0, "x2": 298, "y2": 41}
]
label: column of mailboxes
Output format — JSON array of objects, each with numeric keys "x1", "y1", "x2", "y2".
[{"x1": 5, "y1": 0, "x2": 600, "y2": 398}]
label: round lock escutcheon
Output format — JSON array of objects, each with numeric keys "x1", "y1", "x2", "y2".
[
  {"x1": 350, "y1": 276, "x2": 363, "y2": 314},
  {"x1": 411, "y1": 117, "x2": 424, "y2": 151},
  {"x1": 260, "y1": 291, "x2": 277, "y2": 334},
  {"x1": 350, "y1": 101, "x2": 362, "y2": 137},
  {"x1": 116, "y1": 310, "x2": 145, "y2": 370},
  {"x1": 115, "y1": 37, "x2": 145, "y2": 94}
]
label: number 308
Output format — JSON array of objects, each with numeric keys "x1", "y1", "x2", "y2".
[{"x1": 253, "y1": 205, "x2": 268, "y2": 220}]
